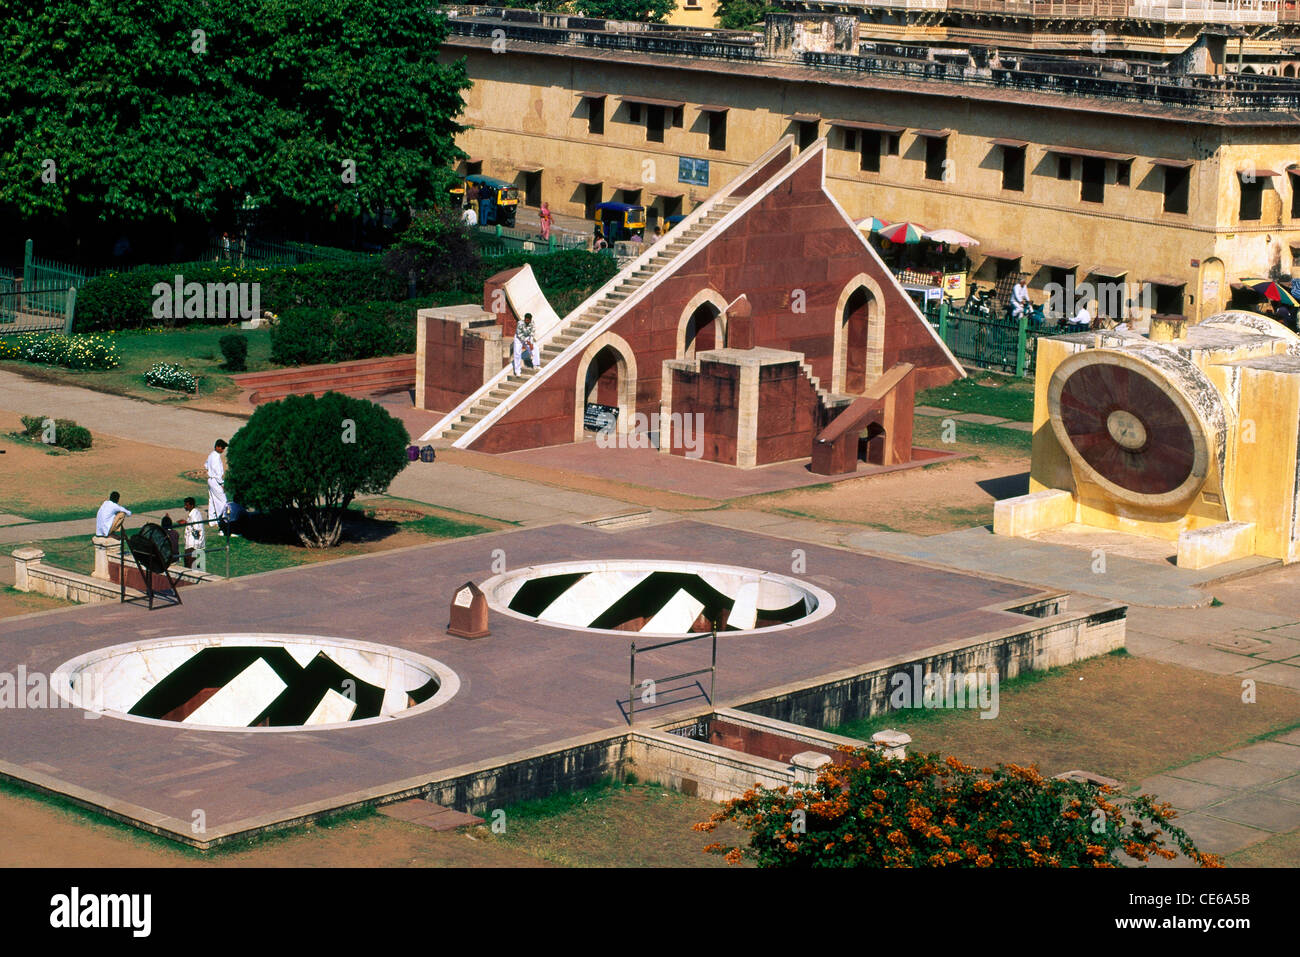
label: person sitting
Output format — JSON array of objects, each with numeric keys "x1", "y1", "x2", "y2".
[
  {"x1": 183, "y1": 496, "x2": 205, "y2": 569},
  {"x1": 95, "y1": 491, "x2": 131, "y2": 538},
  {"x1": 1067, "y1": 303, "x2": 1092, "y2": 330}
]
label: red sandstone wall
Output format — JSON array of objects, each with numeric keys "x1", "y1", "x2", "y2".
[
  {"x1": 755, "y1": 362, "x2": 824, "y2": 466},
  {"x1": 668, "y1": 361, "x2": 742, "y2": 464},
  {"x1": 421, "y1": 316, "x2": 493, "y2": 413},
  {"x1": 469, "y1": 148, "x2": 958, "y2": 453}
]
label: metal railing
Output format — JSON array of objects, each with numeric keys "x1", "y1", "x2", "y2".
[
  {"x1": 927, "y1": 301, "x2": 1040, "y2": 375},
  {"x1": 208, "y1": 236, "x2": 373, "y2": 268},
  {"x1": 627, "y1": 628, "x2": 717, "y2": 726},
  {"x1": 0, "y1": 279, "x2": 76, "y2": 334}
]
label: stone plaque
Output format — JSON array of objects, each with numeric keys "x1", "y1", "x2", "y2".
[{"x1": 448, "y1": 581, "x2": 489, "y2": 639}]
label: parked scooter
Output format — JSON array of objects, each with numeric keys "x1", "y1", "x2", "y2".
[{"x1": 966, "y1": 284, "x2": 996, "y2": 318}]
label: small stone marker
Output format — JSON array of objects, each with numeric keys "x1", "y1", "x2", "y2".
[
  {"x1": 448, "y1": 581, "x2": 489, "y2": 639},
  {"x1": 791, "y1": 750, "x2": 832, "y2": 785},
  {"x1": 871, "y1": 729, "x2": 911, "y2": 760}
]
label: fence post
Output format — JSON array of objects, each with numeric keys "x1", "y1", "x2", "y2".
[
  {"x1": 23, "y1": 239, "x2": 32, "y2": 289},
  {"x1": 63, "y1": 286, "x2": 77, "y2": 334},
  {"x1": 938, "y1": 301, "x2": 949, "y2": 341},
  {"x1": 1016, "y1": 311, "x2": 1029, "y2": 377},
  {"x1": 628, "y1": 642, "x2": 637, "y2": 726}
]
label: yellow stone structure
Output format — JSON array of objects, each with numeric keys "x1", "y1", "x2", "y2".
[
  {"x1": 995, "y1": 311, "x2": 1300, "y2": 567},
  {"x1": 442, "y1": 8, "x2": 1300, "y2": 324}
]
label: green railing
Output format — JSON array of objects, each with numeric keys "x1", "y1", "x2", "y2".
[
  {"x1": 0, "y1": 277, "x2": 76, "y2": 334},
  {"x1": 208, "y1": 236, "x2": 374, "y2": 267},
  {"x1": 21, "y1": 239, "x2": 102, "y2": 287},
  {"x1": 927, "y1": 302, "x2": 1042, "y2": 376},
  {"x1": 474, "y1": 225, "x2": 588, "y2": 257}
]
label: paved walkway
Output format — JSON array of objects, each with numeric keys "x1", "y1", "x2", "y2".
[
  {"x1": 0, "y1": 371, "x2": 245, "y2": 454},
  {"x1": 1140, "y1": 730, "x2": 1300, "y2": 862}
]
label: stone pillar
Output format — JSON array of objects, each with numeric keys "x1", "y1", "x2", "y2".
[
  {"x1": 1150, "y1": 314, "x2": 1188, "y2": 342},
  {"x1": 91, "y1": 535, "x2": 119, "y2": 581},
  {"x1": 790, "y1": 750, "x2": 832, "y2": 786},
  {"x1": 871, "y1": 729, "x2": 911, "y2": 760},
  {"x1": 12, "y1": 547, "x2": 43, "y2": 591}
]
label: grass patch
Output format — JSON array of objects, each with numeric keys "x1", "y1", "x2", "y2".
[
  {"x1": 0, "y1": 326, "x2": 273, "y2": 407},
  {"x1": 913, "y1": 414, "x2": 1032, "y2": 455},
  {"x1": 825, "y1": 653, "x2": 1300, "y2": 786},
  {"x1": 0, "y1": 771, "x2": 380, "y2": 858},
  {"x1": 917, "y1": 372, "x2": 1035, "y2": 422},
  {"x1": 11, "y1": 506, "x2": 493, "y2": 579},
  {"x1": 488, "y1": 777, "x2": 633, "y2": 823},
  {"x1": 5, "y1": 490, "x2": 205, "y2": 525}
]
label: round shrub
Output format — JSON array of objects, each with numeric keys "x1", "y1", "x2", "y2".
[
  {"x1": 56, "y1": 423, "x2": 93, "y2": 450},
  {"x1": 144, "y1": 361, "x2": 197, "y2": 393},
  {"x1": 226, "y1": 392, "x2": 410, "y2": 548},
  {"x1": 219, "y1": 333, "x2": 249, "y2": 371}
]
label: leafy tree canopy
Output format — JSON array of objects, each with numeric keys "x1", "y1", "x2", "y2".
[
  {"x1": 715, "y1": 0, "x2": 775, "y2": 30},
  {"x1": 227, "y1": 391, "x2": 410, "y2": 548},
  {"x1": 572, "y1": 0, "x2": 677, "y2": 22},
  {"x1": 0, "y1": 0, "x2": 469, "y2": 228}
]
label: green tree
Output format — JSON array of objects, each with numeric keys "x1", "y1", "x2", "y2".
[
  {"x1": 696, "y1": 747, "x2": 1221, "y2": 868},
  {"x1": 0, "y1": 0, "x2": 469, "y2": 241},
  {"x1": 382, "y1": 207, "x2": 482, "y2": 294},
  {"x1": 715, "y1": 0, "x2": 774, "y2": 29},
  {"x1": 572, "y1": 0, "x2": 676, "y2": 22},
  {"x1": 226, "y1": 392, "x2": 410, "y2": 548}
]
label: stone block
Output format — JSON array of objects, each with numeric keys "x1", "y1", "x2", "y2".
[
  {"x1": 993, "y1": 488, "x2": 1076, "y2": 538},
  {"x1": 12, "y1": 547, "x2": 43, "y2": 591},
  {"x1": 1177, "y1": 521, "x2": 1257, "y2": 569}
]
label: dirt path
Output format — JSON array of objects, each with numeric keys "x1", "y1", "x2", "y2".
[{"x1": 737, "y1": 456, "x2": 1029, "y2": 535}]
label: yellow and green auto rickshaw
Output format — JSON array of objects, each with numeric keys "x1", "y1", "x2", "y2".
[
  {"x1": 595, "y1": 202, "x2": 646, "y2": 244},
  {"x1": 465, "y1": 175, "x2": 519, "y2": 227}
]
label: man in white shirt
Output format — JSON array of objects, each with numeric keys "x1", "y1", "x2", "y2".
[
  {"x1": 1011, "y1": 278, "x2": 1031, "y2": 319},
  {"x1": 183, "y1": 496, "x2": 206, "y2": 568},
  {"x1": 1068, "y1": 303, "x2": 1092, "y2": 329},
  {"x1": 95, "y1": 492, "x2": 130, "y2": 537},
  {"x1": 206, "y1": 439, "x2": 228, "y2": 527}
]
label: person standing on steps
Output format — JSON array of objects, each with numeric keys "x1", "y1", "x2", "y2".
[
  {"x1": 517, "y1": 312, "x2": 540, "y2": 370},
  {"x1": 206, "y1": 439, "x2": 228, "y2": 528}
]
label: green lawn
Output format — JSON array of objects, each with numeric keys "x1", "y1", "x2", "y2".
[
  {"x1": 916, "y1": 371, "x2": 1035, "y2": 422},
  {"x1": 1, "y1": 326, "x2": 272, "y2": 404},
  {"x1": 10, "y1": 506, "x2": 493, "y2": 579},
  {"x1": 913, "y1": 413, "x2": 1032, "y2": 454}
]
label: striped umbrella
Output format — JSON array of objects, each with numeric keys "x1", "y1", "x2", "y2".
[
  {"x1": 1238, "y1": 278, "x2": 1300, "y2": 307},
  {"x1": 877, "y1": 221, "x2": 929, "y2": 244},
  {"x1": 856, "y1": 216, "x2": 891, "y2": 233}
]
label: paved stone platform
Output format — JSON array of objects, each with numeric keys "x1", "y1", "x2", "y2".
[
  {"x1": 0, "y1": 521, "x2": 1058, "y2": 845},
  {"x1": 498, "y1": 442, "x2": 963, "y2": 500}
]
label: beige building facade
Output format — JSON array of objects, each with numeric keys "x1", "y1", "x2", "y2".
[{"x1": 443, "y1": 10, "x2": 1300, "y2": 321}]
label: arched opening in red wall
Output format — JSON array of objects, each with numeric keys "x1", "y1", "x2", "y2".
[
  {"x1": 684, "y1": 302, "x2": 722, "y2": 357},
  {"x1": 840, "y1": 286, "x2": 875, "y2": 395},
  {"x1": 585, "y1": 346, "x2": 623, "y2": 408}
]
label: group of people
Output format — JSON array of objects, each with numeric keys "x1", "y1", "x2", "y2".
[{"x1": 93, "y1": 438, "x2": 231, "y2": 570}]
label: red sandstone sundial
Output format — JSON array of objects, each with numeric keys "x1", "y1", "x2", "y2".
[{"x1": 1047, "y1": 349, "x2": 1217, "y2": 508}]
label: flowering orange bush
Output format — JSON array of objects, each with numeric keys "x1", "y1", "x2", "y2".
[{"x1": 694, "y1": 747, "x2": 1220, "y2": 868}]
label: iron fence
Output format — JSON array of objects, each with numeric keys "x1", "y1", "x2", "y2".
[
  {"x1": 208, "y1": 236, "x2": 373, "y2": 267},
  {"x1": 0, "y1": 278, "x2": 76, "y2": 334},
  {"x1": 927, "y1": 302, "x2": 1044, "y2": 376}
]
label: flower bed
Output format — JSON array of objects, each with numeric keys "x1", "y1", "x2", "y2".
[
  {"x1": 144, "y1": 361, "x2": 197, "y2": 394},
  {"x1": 0, "y1": 333, "x2": 119, "y2": 370}
]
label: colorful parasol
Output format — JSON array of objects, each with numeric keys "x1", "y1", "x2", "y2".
[
  {"x1": 877, "y1": 221, "x2": 929, "y2": 244},
  {"x1": 855, "y1": 216, "x2": 891, "y2": 233},
  {"x1": 1238, "y1": 278, "x2": 1300, "y2": 307}
]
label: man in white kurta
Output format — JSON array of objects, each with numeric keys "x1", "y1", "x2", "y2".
[{"x1": 206, "y1": 439, "x2": 228, "y2": 527}]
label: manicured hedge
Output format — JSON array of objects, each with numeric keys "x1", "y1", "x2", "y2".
[
  {"x1": 270, "y1": 301, "x2": 426, "y2": 366},
  {"x1": 75, "y1": 260, "x2": 405, "y2": 331}
]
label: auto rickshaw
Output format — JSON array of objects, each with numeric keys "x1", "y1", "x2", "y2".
[
  {"x1": 465, "y1": 175, "x2": 519, "y2": 227},
  {"x1": 595, "y1": 202, "x2": 646, "y2": 243},
  {"x1": 665, "y1": 214, "x2": 686, "y2": 230}
]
